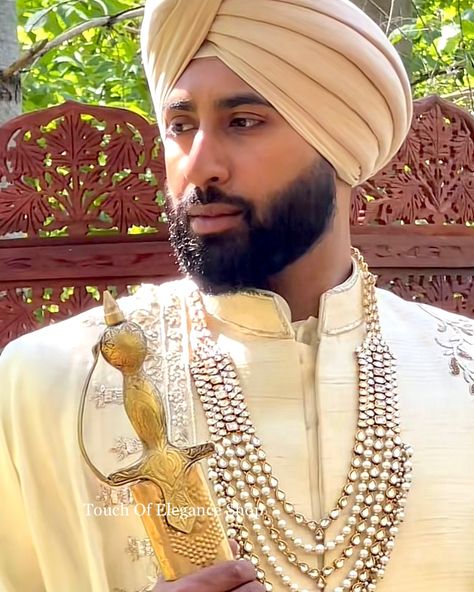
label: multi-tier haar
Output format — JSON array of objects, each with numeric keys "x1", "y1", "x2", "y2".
[{"x1": 187, "y1": 250, "x2": 413, "y2": 592}]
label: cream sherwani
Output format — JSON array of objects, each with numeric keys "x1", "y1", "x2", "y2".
[{"x1": 1, "y1": 265, "x2": 473, "y2": 592}]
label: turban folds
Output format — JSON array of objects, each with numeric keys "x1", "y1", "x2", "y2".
[{"x1": 141, "y1": 0, "x2": 412, "y2": 186}]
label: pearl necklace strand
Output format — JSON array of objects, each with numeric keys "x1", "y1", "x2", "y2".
[{"x1": 187, "y1": 251, "x2": 413, "y2": 592}]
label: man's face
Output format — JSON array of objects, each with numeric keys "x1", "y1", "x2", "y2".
[{"x1": 162, "y1": 58, "x2": 336, "y2": 294}]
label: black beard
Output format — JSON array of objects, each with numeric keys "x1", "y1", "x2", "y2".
[{"x1": 166, "y1": 160, "x2": 336, "y2": 295}]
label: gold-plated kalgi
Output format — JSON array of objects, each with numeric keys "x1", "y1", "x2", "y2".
[{"x1": 78, "y1": 292, "x2": 233, "y2": 581}]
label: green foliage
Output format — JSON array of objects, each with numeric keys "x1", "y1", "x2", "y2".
[
  {"x1": 389, "y1": 0, "x2": 474, "y2": 108},
  {"x1": 16, "y1": 0, "x2": 474, "y2": 115},
  {"x1": 17, "y1": 0, "x2": 152, "y2": 118}
]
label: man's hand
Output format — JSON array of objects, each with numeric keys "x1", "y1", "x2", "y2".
[
  {"x1": 152, "y1": 541, "x2": 264, "y2": 591},
  {"x1": 153, "y1": 559, "x2": 264, "y2": 591}
]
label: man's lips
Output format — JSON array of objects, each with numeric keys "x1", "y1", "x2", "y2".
[
  {"x1": 188, "y1": 204, "x2": 243, "y2": 217},
  {"x1": 188, "y1": 204, "x2": 244, "y2": 235}
]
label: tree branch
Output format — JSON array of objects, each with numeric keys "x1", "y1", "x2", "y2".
[
  {"x1": 410, "y1": 61, "x2": 466, "y2": 87},
  {"x1": 0, "y1": 39, "x2": 48, "y2": 80},
  {"x1": 385, "y1": 0, "x2": 396, "y2": 34},
  {"x1": 0, "y1": 6, "x2": 144, "y2": 81},
  {"x1": 363, "y1": 0, "x2": 390, "y2": 18},
  {"x1": 441, "y1": 88, "x2": 474, "y2": 101}
]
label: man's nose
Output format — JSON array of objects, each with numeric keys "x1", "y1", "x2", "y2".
[{"x1": 182, "y1": 129, "x2": 231, "y2": 189}]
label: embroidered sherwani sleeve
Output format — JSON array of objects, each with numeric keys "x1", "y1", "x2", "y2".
[
  {"x1": 0, "y1": 291, "x2": 177, "y2": 592},
  {"x1": 0, "y1": 342, "x2": 45, "y2": 591}
]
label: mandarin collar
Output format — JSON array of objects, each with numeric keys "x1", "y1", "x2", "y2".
[{"x1": 201, "y1": 258, "x2": 364, "y2": 339}]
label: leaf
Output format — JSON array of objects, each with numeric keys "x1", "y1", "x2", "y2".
[
  {"x1": 389, "y1": 28, "x2": 402, "y2": 44},
  {"x1": 435, "y1": 24, "x2": 461, "y2": 53},
  {"x1": 89, "y1": 0, "x2": 110, "y2": 15},
  {"x1": 461, "y1": 20, "x2": 474, "y2": 37},
  {"x1": 463, "y1": 9, "x2": 474, "y2": 22},
  {"x1": 0, "y1": 183, "x2": 51, "y2": 235},
  {"x1": 24, "y1": 7, "x2": 50, "y2": 32},
  {"x1": 392, "y1": 23, "x2": 423, "y2": 42}
]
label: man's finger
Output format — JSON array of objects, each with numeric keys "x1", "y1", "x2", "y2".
[
  {"x1": 155, "y1": 559, "x2": 257, "y2": 591},
  {"x1": 229, "y1": 539, "x2": 240, "y2": 558},
  {"x1": 233, "y1": 581, "x2": 266, "y2": 592}
]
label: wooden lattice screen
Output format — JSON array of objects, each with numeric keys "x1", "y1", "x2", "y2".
[{"x1": 0, "y1": 96, "x2": 472, "y2": 348}]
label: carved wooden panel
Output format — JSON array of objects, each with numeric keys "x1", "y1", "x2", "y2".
[
  {"x1": 351, "y1": 95, "x2": 473, "y2": 318},
  {"x1": 0, "y1": 96, "x2": 472, "y2": 348},
  {"x1": 351, "y1": 96, "x2": 474, "y2": 225},
  {"x1": 0, "y1": 283, "x2": 131, "y2": 347},
  {"x1": 0, "y1": 101, "x2": 167, "y2": 347},
  {"x1": 374, "y1": 271, "x2": 474, "y2": 317},
  {"x1": 0, "y1": 235, "x2": 175, "y2": 284},
  {"x1": 0, "y1": 100, "x2": 166, "y2": 237}
]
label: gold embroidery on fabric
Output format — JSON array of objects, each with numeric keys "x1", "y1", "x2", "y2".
[
  {"x1": 90, "y1": 383, "x2": 123, "y2": 408},
  {"x1": 420, "y1": 304, "x2": 474, "y2": 395},
  {"x1": 96, "y1": 484, "x2": 133, "y2": 507},
  {"x1": 323, "y1": 317, "x2": 364, "y2": 335},
  {"x1": 131, "y1": 282, "x2": 195, "y2": 446},
  {"x1": 110, "y1": 436, "x2": 143, "y2": 460},
  {"x1": 83, "y1": 311, "x2": 105, "y2": 328},
  {"x1": 132, "y1": 286, "x2": 165, "y2": 417},
  {"x1": 113, "y1": 580, "x2": 157, "y2": 592},
  {"x1": 126, "y1": 537, "x2": 155, "y2": 561},
  {"x1": 162, "y1": 287, "x2": 194, "y2": 446}
]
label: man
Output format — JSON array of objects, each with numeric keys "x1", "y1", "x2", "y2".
[{"x1": 0, "y1": 1, "x2": 473, "y2": 591}]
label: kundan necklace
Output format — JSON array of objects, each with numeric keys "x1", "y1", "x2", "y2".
[{"x1": 187, "y1": 249, "x2": 413, "y2": 592}]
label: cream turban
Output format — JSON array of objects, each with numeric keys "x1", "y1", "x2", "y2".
[{"x1": 141, "y1": 0, "x2": 413, "y2": 186}]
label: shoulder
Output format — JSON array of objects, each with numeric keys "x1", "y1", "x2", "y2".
[
  {"x1": 376, "y1": 287, "x2": 474, "y2": 394},
  {"x1": 376, "y1": 287, "x2": 473, "y2": 336}
]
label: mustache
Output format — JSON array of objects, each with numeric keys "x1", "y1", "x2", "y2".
[{"x1": 180, "y1": 186, "x2": 252, "y2": 215}]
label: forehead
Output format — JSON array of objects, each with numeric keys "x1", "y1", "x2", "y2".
[{"x1": 167, "y1": 57, "x2": 259, "y2": 103}]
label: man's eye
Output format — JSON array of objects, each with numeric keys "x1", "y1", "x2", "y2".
[
  {"x1": 230, "y1": 117, "x2": 262, "y2": 129},
  {"x1": 167, "y1": 122, "x2": 195, "y2": 136}
]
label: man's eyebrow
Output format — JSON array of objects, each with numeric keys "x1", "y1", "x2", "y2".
[
  {"x1": 163, "y1": 98, "x2": 195, "y2": 112},
  {"x1": 216, "y1": 93, "x2": 272, "y2": 110},
  {"x1": 162, "y1": 93, "x2": 272, "y2": 115}
]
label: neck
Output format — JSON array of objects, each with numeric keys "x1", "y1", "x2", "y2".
[{"x1": 267, "y1": 182, "x2": 353, "y2": 321}]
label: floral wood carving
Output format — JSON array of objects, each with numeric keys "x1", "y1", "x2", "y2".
[
  {"x1": 0, "y1": 101, "x2": 166, "y2": 236},
  {"x1": 375, "y1": 272, "x2": 474, "y2": 318},
  {"x1": 351, "y1": 95, "x2": 474, "y2": 225},
  {"x1": 350, "y1": 95, "x2": 473, "y2": 320},
  {"x1": 0, "y1": 283, "x2": 134, "y2": 348}
]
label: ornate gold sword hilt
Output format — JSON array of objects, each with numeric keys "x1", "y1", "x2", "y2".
[{"x1": 82, "y1": 291, "x2": 233, "y2": 580}]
